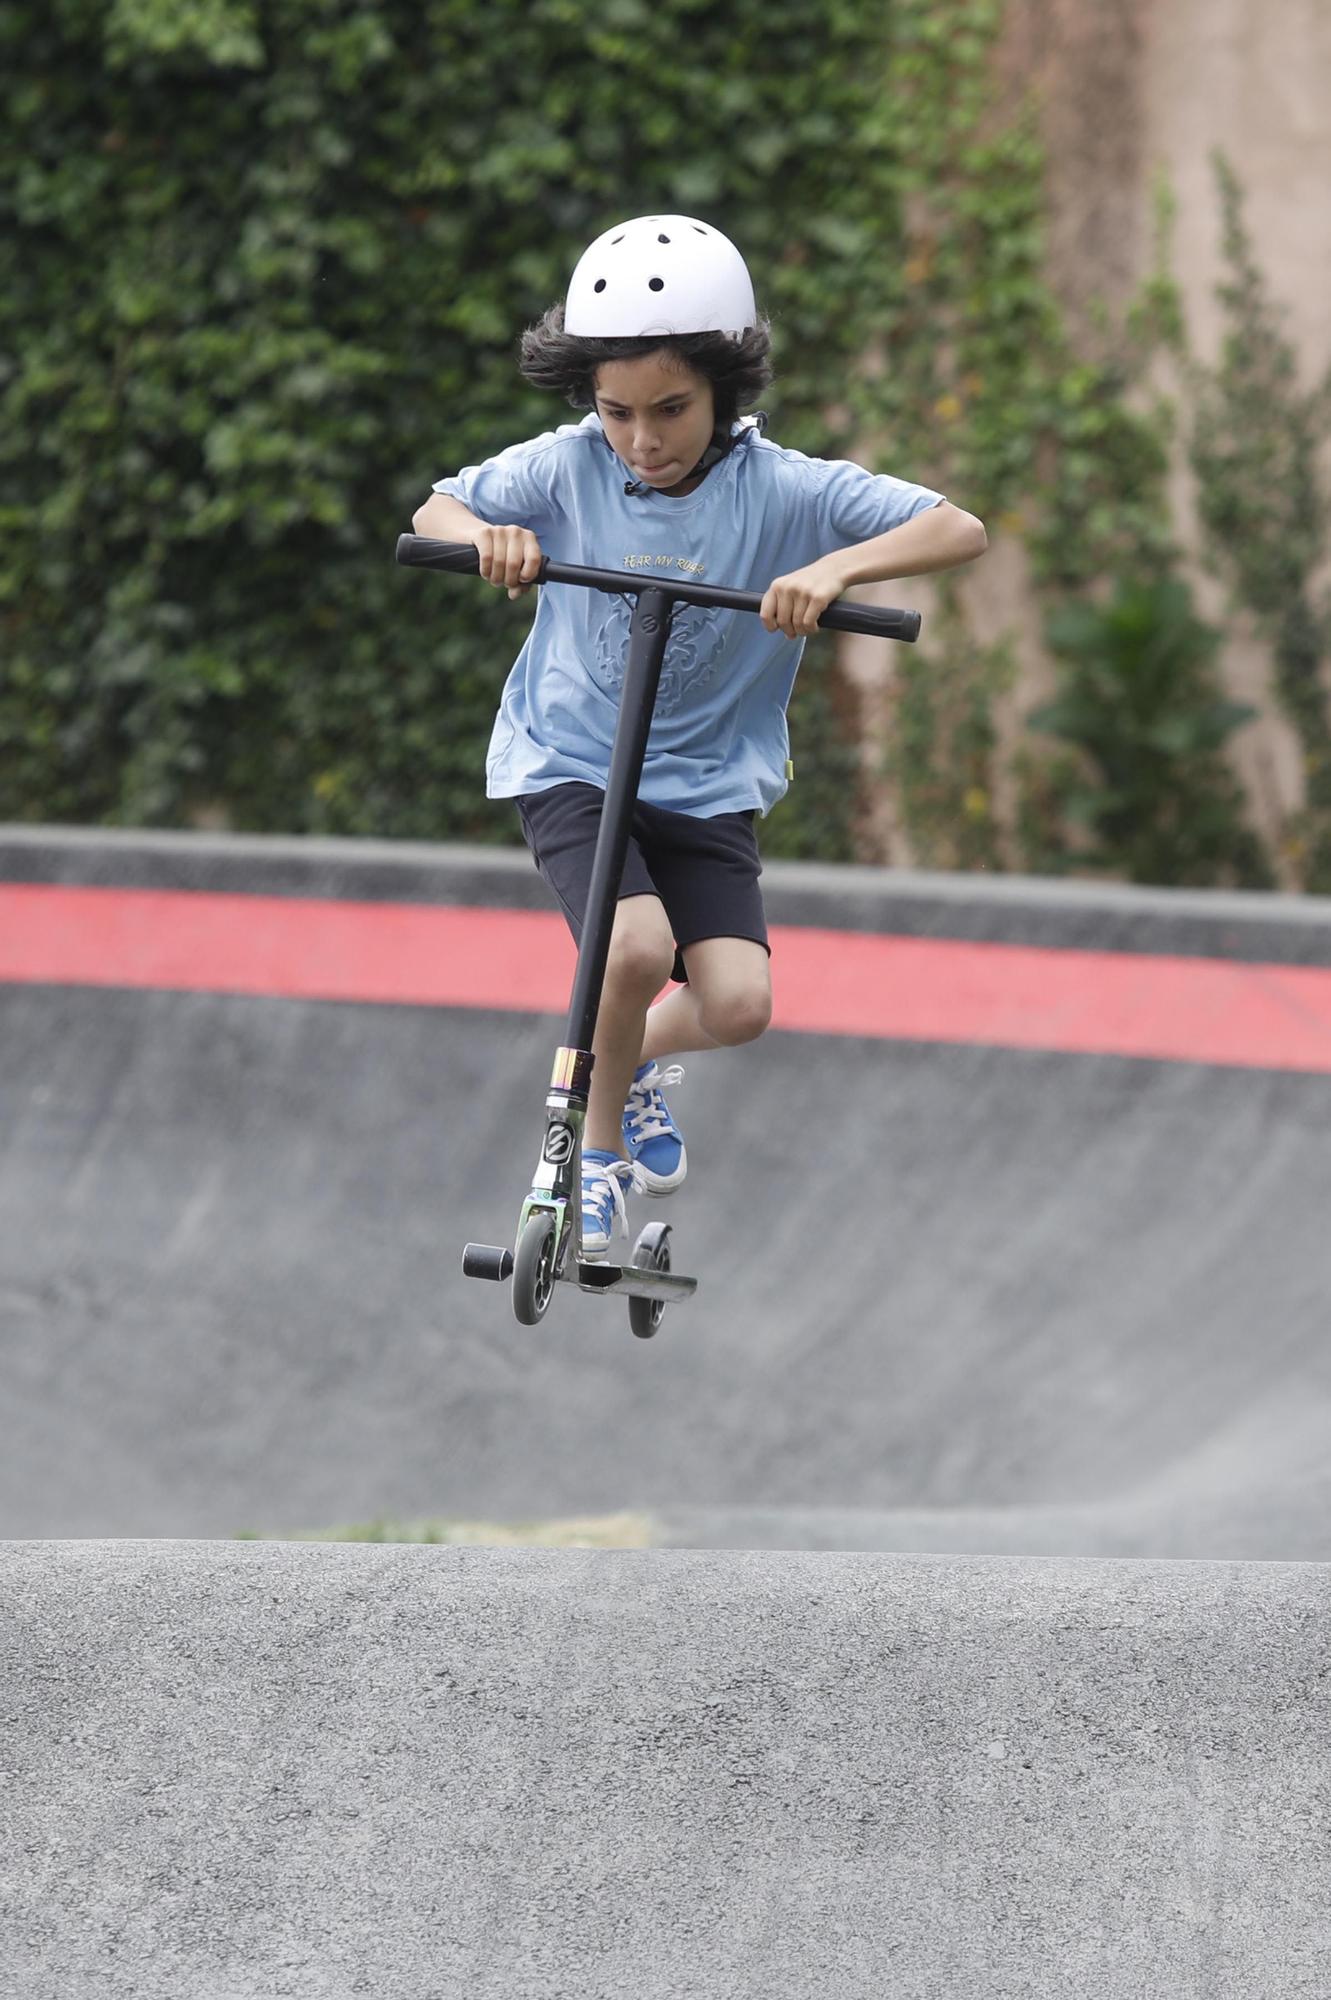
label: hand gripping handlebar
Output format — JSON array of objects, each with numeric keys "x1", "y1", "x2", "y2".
[{"x1": 394, "y1": 535, "x2": 921, "y2": 644}]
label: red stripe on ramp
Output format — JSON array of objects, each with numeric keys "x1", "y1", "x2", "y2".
[
  {"x1": 770, "y1": 924, "x2": 1331, "y2": 1071},
  {"x1": 2, "y1": 884, "x2": 1331, "y2": 1074},
  {"x1": 0, "y1": 886, "x2": 575, "y2": 1011}
]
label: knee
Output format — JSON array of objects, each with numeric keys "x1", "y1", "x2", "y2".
[
  {"x1": 604, "y1": 925, "x2": 675, "y2": 998},
  {"x1": 698, "y1": 983, "x2": 772, "y2": 1047}
]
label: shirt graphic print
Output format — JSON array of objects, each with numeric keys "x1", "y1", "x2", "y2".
[{"x1": 592, "y1": 595, "x2": 730, "y2": 716}]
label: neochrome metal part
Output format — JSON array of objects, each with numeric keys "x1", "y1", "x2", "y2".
[{"x1": 550, "y1": 1046, "x2": 595, "y2": 1096}]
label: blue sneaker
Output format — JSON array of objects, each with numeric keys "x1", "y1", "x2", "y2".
[
  {"x1": 623, "y1": 1062, "x2": 687, "y2": 1196},
  {"x1": 580, "y1": 1149, "x2": 643, "y2": 1258}
]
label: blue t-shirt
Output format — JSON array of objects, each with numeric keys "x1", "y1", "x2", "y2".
[{"x1": 432, "y1": 412, "x2": 943, "y2": 818}]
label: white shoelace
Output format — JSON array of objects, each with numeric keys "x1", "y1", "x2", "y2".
[
  {"x1": 624, "y1": 1063, "x2": 685, "y2": 1144},
  {"x1": 582, "y1": 1155, "x2": 645, "y2": 1237}
]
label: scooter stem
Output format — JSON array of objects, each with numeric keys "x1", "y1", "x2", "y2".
[{"x1": 563, "y1": 585, "x2": 674, "y2": 1055}]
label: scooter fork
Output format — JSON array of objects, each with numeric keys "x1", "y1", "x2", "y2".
[
  {"x1": 460, "y1": 1043, "x2": 591, "y2": 1290},
  {"x1": 516, "y1": 1043, "x2": 593, "y2": 1270}
]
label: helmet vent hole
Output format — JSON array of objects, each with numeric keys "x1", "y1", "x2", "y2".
[
  {"x1": 593, "y1": 279, "x2": 607, "y2": 293},
  {"x1": 648, "y1": 277, "x2": 665, "y2": 292},
  {"x1": 611, "y1": 234, "x2": 625, "y2": 245},
  {"x1": 692, "y1": 225, "x2": 707, "y2": 234},
  {"x1": 657, "y1": 233, "x2": 670, "y2": 243}
]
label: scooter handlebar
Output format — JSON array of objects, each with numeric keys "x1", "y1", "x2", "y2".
[{"x1": 395, "y1": 534, "x2": 922, "y2": 643}]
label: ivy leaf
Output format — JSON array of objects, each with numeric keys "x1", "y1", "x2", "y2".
[{"x1": 104, "y1": 0, "x2": 266, "y2": 69}]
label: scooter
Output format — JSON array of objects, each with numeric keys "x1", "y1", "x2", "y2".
[{"x1": 395, "y1": 533, "x2": 921, "y2": 1335}]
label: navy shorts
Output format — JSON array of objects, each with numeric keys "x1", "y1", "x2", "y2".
[{"x1": 516, "y1": 782, "x2": 769, "y2": 985}]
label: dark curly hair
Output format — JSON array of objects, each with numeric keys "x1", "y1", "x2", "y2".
[{"x1": 519, "y1": 301, "x2": 774, "y2": 429}]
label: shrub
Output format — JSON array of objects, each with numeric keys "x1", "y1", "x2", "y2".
[{"x1": 1026, "y1": 578, "x2": 1272, "y2": 886}]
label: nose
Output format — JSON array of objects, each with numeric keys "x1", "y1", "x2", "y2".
[{"x1": 632, "y1": 422, "x2": 661, "y2": 458}]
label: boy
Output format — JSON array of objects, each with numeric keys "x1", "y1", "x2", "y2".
[{"x1": 413, "y1": 215, "x2": 986, "y2": 1255}]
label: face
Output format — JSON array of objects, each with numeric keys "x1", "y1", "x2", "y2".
[{"x1": 593, "y1": 352, "x2": 716, "y2": 495}]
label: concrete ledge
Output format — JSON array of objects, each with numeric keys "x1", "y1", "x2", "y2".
[
  {"x1": 3, "y1": 1539, "x2": 1327, "y2": 1999},
  {"x1": 4, "y1": 822, "x2": 1331, "y2": 961}
]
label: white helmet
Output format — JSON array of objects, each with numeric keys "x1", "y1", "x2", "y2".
[{"x1": 563, "y1": 215, "x2": 756, "y2": 339}]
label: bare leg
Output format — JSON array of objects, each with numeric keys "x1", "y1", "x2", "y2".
[
  {"x1": 584, "y1": 895, "x2": 677, "y2": 1155},
  {"x1": 639, "y1": 937, "x2": 773, "y2": 1062},
  {"x1": 638, "y1": 983, "x2": 720, "y2": 1063}
]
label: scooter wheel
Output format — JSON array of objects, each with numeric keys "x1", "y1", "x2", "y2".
[
  {"x1": 512, "y1": 1210, "x2": 559, "y2": 1326},
  {"x1": 628, "y1": 1221, "x2": 672, "y2": 1341}
]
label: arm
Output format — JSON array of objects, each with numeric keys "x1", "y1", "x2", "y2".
[
  {"x1": 411, "y1": 490, "x2": 544, "y2": 599},
  {"x1": 761, "y1": 501, "x2": 987, "y2": 638}
]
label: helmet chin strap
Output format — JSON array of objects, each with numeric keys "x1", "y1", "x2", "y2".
[
  {"x1": 686, "y1": 425, "x2": 734, "y2": 480},
  {"x1": 688, "y1": 409, "x2": 768, "y2": 480}
]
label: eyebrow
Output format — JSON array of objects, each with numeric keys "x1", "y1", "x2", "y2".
[{"x1": 597, "y1": 390, "x2": 693, "y2": 410}]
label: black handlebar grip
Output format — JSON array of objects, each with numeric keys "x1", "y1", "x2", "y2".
[
  {"x1": 820, "y1": 601, "x2": 922, "y2": 644},
  {"x1": 395, "y1": 535, "x2": 483, "y2": 574}
]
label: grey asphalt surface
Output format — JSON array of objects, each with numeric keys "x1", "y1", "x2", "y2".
[
  {"x1": 5, "y1": 1540, "x2": 1330, "y2": 2000},
  {"x1": 5, "y1": 830, "x2": 1331, "y2": 1997}
]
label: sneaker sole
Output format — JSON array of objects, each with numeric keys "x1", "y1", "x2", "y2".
[{"x1": 638, "y1": 1153, "x2": 687, "y2": 1197}]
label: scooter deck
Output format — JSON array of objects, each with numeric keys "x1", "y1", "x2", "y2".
[{"x1": 563, "y1": 1260, "x2": 698, "y2": 1304}]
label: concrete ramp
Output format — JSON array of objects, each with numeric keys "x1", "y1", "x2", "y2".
[
  {"x1": 3, "y1": 1539, "x2": 1328, "y2": 1999},
  {"x1": 2, "y1": 990, "x2": 1329, "y2": 1556}
]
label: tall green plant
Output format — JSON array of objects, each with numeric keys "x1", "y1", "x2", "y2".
[
  {"x1": 758, "y1": 638, "x2": 860, "y2": 863},
  {"x1": 1026, "y1": 578, "x2": 1270, "y2": 887},
  {"x1": 885, "y1": 585, "x2": 1012, "y2": 871},
  {"x1": 866, "y1": 0, "x2": 1181, "y2": 876},
  {"x1": 868, "y1": 0, "x2": 1173, "y2": 587},
  {"x1": 1184, "y1": 154, "x2": 1331, "y2": 889}
]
